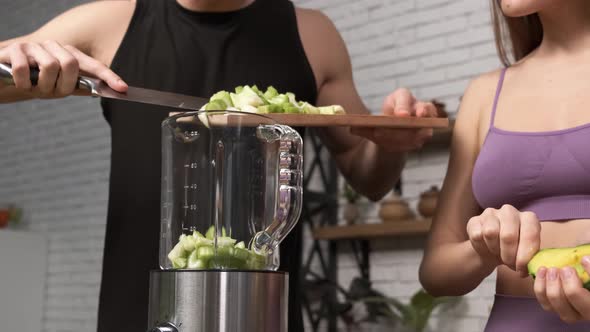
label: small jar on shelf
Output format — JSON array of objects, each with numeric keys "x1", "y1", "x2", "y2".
[
  {"x1": 417, "y1": 186, "x2": 440, "y2": 218},
  {"x1": 378, "y1": 194, "x2": 414, "y2": 223}
]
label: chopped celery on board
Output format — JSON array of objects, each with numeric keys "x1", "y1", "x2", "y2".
[{"x1": 200, "y1": 85, "x2": 346, "y2": 115}]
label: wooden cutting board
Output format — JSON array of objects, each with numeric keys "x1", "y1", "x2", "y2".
[{"x1": 207, "y1": 113, "x2": 449, "y2": 129}]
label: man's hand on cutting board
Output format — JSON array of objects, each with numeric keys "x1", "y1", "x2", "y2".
[
  {"x1": 0, "y1": 41, "x2": 127, "y2": 98},
  {"x1": 350, "y1": 88, "x2": 438, "y2": 153},
  {"x1": 296, "y1": 9, "x2": 443, "y2": 201}
]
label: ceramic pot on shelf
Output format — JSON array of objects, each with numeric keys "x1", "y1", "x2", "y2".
[
  {"x1": 379, "y1": 195, "x2": 413, "y2": 222},
  {"x1": 342, "y1": 203, "x2": 359, "y2": 225},
  {"x1": 418, "y1": 186, "x2": 440, "y2": 218},
  {"x1": 431, "y1": 99, "x2": 448, "y2": 118}
]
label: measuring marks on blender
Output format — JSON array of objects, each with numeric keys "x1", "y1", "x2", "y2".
[{"x1": 181, "y1": 129, "x2": 201, "y2": 233}]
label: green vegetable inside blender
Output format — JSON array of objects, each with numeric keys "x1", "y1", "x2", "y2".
[{"x1": 167, "y1": 226, "x2": 267, "y2": 270}]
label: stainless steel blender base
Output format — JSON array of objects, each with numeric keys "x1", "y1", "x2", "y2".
[{"x1": 147, "y1": 270, "x2": 289, "y2": 332}]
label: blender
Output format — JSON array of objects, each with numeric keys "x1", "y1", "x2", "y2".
[{"x1": 147, "y1": 111, "x2": 303, "y2": 332}]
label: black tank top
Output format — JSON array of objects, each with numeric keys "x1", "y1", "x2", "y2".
[{"x1": 98, "y1": 1, "x2": 317, "y2": 331}]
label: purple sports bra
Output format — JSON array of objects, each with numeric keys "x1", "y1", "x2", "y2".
[{"x1": 472, "y1": 68, "x2": 590, "y2": 221}]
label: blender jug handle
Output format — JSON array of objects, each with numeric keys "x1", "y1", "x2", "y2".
[{"x1": 252, "y1": 125, "x2": 303, "y2": 254}]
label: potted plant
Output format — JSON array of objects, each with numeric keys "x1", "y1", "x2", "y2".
[
  {"x1": 342, "y1": 183, "x2": 361, "y2": 225},
  {"x1": 345, "y1": 277, "x2": 460, "y2": 332},
  {"x1": 358, "y1": 288, "x2": 456, "y2": 332}
]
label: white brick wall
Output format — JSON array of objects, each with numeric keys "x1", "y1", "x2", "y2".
[
  {"x1": 294, "y1": 0, "x2": 502, "y2": 331},
  {"x1": 0, "y1": 97, "x2": 107, "y2": 332},
  {"x1": 0, "y1": 1, "x2": 103, "y2": 331},
  {"x1": 0, "y1": 1, "x2": 502, "y2": 331}
]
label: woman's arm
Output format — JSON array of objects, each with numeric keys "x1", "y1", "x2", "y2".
[{"x1": 419, "y1": 72, "x2": 500, "y2": 296}]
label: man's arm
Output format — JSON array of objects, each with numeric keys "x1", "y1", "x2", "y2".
[
  {"x1": 296, "y1": 9, "x2": 435, "y2": 201},
  {"x1": 0, "y1": 1, "x2": 134, "y2": 103}
]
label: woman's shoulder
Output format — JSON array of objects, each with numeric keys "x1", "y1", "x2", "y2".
[
  {"x1": 454, "y1": 67, "x2": 506, "y2": 141},
  {"x1": 469, "y1": 68, "x2": 505, "y2": 97},
  {"x1": 460, "y1": 68, "x2": 505, "y2": 117}
]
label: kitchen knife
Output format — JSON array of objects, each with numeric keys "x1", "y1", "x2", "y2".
[{"x1": 0, "y1": 63, "x2": 209, "y2": 110}]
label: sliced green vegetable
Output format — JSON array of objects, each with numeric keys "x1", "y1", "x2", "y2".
[
  {"x1": 198, "y1": 245, "x2": 215, "y2": 260},
  {"x1": 205, "y1": 225, "x2": 229, "y2": 239},
  {"x1": 284, "y1": 105, "x2": 300, "y2": 114},
  {"x1": 180, "y1": 234, "x2": 197, "y2": 252},
  {"x1": 286, "y1": 92, "x2": 298, "y2": 106},
  {"x1": 205, "y1": 226, "x2": 215, "y2": 240},
  {"x1": 230, "y1": 86, "x2": 264, "y2": 109},
  {"x1": 264, "y1": 86, "x2": 279, "y2": 100},
  {"x1": 318, "y1": 105, "x2": 345, "y2": 115},
  {"x1": 257, "y1": 104, "x2": 283, "y2": 114},
  {"x1": 199, "y1": 85, "x2": 345, "y2": 116},
  {"x1": 251, "y1": 85, "x2": 263, "y2": 96},
  {"x1": 191, "y1": 258, "x2": 208, "y2": 269},
  {"x1": 168, "y1": 226, "x2": 274, "y2": 270},
  {"x1": 268, "y1": 94, "x2": 289, "y2": 105},
  {"x1": 240, "y1": 105, "x2": 258, "y2": 113},
  {"x1": 233, "y1": 247, "x2": 251, "y2": 262},
  {"x1": 204, "y1": 99, "x2": 227, "y2": 111},
  {"x1": 195, "y1": 236, "x2": 213, "y2": 247},
  {"x1": 167, "y1": 242, "x2": 187, "y2": 262},
  {"x1": 172, "y1": 257, "x2": 188, "y2": 269},
  {"x1": 187, "y1": 250, "x2": 201, "y2": 269},
  {"x1": 210, "y1": 90, "x2": 233, "y2": 108},
  {"x1": 245, "y1": 251, "x2": 267, "y2": 270},
  {"x1": 300, "y1": 102, "x2": 320, "y2": 114},
  {"x1": 217, "y1": 246, "x2": 233, "y2": 257},
  {"x1": 217, "y1": 236, "x2": 237, "y2": 247}
]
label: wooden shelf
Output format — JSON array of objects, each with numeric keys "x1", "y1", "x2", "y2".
[{"x1": 313, "y1": 219, "x2": 432, "y2": 241}]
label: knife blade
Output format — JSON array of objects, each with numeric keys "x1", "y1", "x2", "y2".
[{"x1": 0, "y1": 63, "x2": 209, "y2": 110}]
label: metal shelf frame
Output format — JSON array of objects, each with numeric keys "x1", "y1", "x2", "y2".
[{"x1": 300, "y1": 130, "x2": 402, "y2": 331}]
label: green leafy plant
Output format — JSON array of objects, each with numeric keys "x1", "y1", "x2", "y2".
[
  {"x1": 301, "y1": 274, "x2": 460, "y2": 332},
  {"x1": 359, "y1": 289, "x2": 456, "y2": 332},
  {"x1": 342, "y1": 183, "x2": 360, "y2": 204}
]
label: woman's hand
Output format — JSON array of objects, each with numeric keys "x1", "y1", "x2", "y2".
[
  {"x1": 350, "y1": 88, "x2": 438, "y2": 153},
  {"x1": 534, "y1": 257, "x2": 590, "y2": 323},
  {"x1": 0, "y1": 40, "x2": 127, "y2": 97},
  {"x1": 466, "y1": 204, "x2": 541, "y2": 277}
]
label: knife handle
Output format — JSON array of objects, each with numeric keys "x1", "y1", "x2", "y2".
[{"x1": 0, "y1": 63, "x2": 97, "y2": 95}]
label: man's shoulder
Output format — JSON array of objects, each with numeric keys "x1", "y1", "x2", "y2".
[
  {"x1": 294, "y1": 7, "x2": 334, "y2": 31},
  {"x1": 294, "y1": 7, "x2": 343, "y2": 50},
  {"x1": 293, "y1": 6, "x2": 351, "y2": 87},
  {"x1": 46, "y1": 1, "x2": 136, "y2": 61},
  {"x1": 58, "y1": 1, "x2": 136, "y2": 22}
]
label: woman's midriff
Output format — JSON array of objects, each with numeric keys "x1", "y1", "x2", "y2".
[{"x1": 496, "y1": 219, "x2": 590, "y2": 297}]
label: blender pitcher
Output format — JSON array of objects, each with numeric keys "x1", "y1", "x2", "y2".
[
  {"x1": 160, "y1": 110, "x2": 303, "y2": 271},
  {"x1": 148, "y1": 111, "x2": 303, "y2": 332}
]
